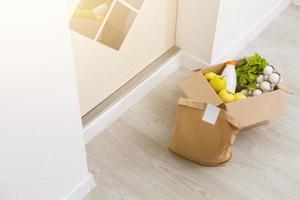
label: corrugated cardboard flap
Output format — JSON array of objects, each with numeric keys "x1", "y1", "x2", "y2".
[
  {"x1": 180, "y1": 59, "x2": 287, "y2": 129},
  {"x1": 225, "y1": 90, "x2": 286, "y2": 128},
  {"x1": 180, "y1": 71, "x2": 223, "y2": 106},
  {"x1": 178, "y1": 98, "x2": 242, "y2": 130}
]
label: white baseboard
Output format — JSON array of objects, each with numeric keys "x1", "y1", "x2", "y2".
[
  {"x1": 212, "y1": 0, "x2": 291, "y2": 63},
  {"x1": 181, "y1": 52, "x2": 208, "y2": 70},
  {"x1": 63, "y1": 173, "x2": 96, "y2": 200},
  {"x1": 294, "y1": 0, "x2": 300, "y2": 5},
  {"x1": 83, "y1": 50, "x2": 183, "y2": 144}
]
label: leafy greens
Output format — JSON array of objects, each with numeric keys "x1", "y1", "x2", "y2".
[{"x1": 236, "y1": 53, "x2": 269, "y2": 91}]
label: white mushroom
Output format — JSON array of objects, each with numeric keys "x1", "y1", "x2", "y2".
[
  {"x1": 269, "y1": 73, "x2": 281, "y2": 84},
  {"x1": 264, "y1": 75, "x2": 269, "y2": 81},
  {"x1": 263, "y1": 65, "x2": 274, "y2": 75},
  {"x1": 270, "y1": 83, "x2": 277, "y2": 91},
  {"x1": 240, "y1": 89, "x2": 249, "y2": 96},
  {"x1": 248, "y1": 90, "x2": 254, "y2": 96},
  {"x1": 260, "y1": 81, "x2": 271, "y2": 91},
  {"x1": 253, "y1": 89, "x2": 263, "y2": 96},
  {"x1": 256, "y1": 75, "x2": 264, "y2": 83}
]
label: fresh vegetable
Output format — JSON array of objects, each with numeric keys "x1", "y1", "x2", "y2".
[
  {"x1": 236, "y1": 53, "x2": 269, "y2": 91},
  {"x1": 256, "y1": 75, "x2": 264, "y2": 83},
  {"x1": 253, "y1": 89, "x2": 263, "y2": 96},
  {"x1": 260, "y1": 81, "x2": 271, "y2": 91},
  {"x1": 240, "y1": 89, "x2": 249, "y2": 96},
  {"x1": 269, "y1": 73, "x2": 280, "y2": 83},
  {"x1": 210, "y1": 76, "x2": 227, "y2": 92},
  {"x1": 256, "y1": 69, "x2": 281, "y2": 92},
  {"x1": 221, "y1": 61, "x2": 237, "y2": 93},
  {"x1": 218, "y1": 89, "x2": 235, "y2": 103},
  {"x1": 248, "y1": 90, "x2": 254, "y2": 96},
  {"x1": 263, "y1": 65, "x2": 274, "y2": 75}
]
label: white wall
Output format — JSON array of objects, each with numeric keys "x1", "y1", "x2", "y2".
[
  {"x1": 0, "y1": 1, "x2": 90, "y2": 200},
  {"x1": 176, "y1": 0, "x2": 291, "y2": 64},
  {"x1": 212, "y1": 0, "x2": 291, "y2": 63},
  {"x1": 176, "y1": 0, "x2": 221, "y2": 64}
]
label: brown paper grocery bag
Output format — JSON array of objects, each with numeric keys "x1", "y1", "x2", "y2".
[{"x1": 170, "y1": 98, "x2": 242, "y2": 166}]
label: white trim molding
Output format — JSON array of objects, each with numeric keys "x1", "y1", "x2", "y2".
[
  {"x1": 83, "y1": 51, "x2": 204, "y2": 144},
  {"x1": 181, "y1": 52, "x2": 208, "y2": 70},
  {"x1": 83, "y1": 50, "x2": 184, "y2": 144},
  {"x1": 63, "y1": 173, "x2": 96, "y2": 200}
]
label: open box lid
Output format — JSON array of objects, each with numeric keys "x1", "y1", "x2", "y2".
[
  {"x1": 180, "y1": 62, "x2": 228, "y2": 106},
  {"x1": 180, "y1": 63, "x2": 287, "y2": 128},
  {"x1": 180, "y1": 71, "x2": 223, "y2": 106},
  {"x1": 224, "y1": 90, "x2": 286, "y2": 128},
  {"x1": 178, "y1": 98, "x2": 242, "y2": 130}
]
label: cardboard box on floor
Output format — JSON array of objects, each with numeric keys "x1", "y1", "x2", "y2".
[{"x1": 180, "y1": 61, "x2": 287, "y2": 129}]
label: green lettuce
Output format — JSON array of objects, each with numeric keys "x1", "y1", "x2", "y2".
[{"x1": 236, "y1": 53, "x2": 269, "y2": 91}]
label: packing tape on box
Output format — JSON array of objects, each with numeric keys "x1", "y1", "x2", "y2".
[{"x1": 202, "y1": 104, "x2": 220, "y2": 125}]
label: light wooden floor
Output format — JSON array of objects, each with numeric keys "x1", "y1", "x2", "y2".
[{"x1": 85, "y1": 5, "x2": 300, "y2": 200}]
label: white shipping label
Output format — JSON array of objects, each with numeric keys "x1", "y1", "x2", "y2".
[{"x1": 202, "y1": 104, "x2": 221, "y2": 125}]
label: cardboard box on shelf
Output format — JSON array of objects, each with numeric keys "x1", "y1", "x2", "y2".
[{"x1": 180, "y1": 61, "x2": 287, "y2": 129}]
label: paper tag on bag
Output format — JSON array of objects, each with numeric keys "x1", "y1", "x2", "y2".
[{"x1": 202, "y1": 104, "x2": 220, "y2": 125}]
